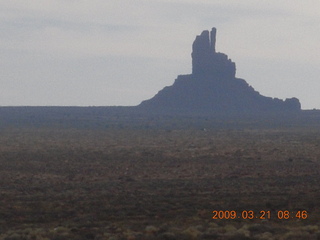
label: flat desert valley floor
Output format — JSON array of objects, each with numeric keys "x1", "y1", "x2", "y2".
[{"x1": 1, "y1": 109, "x2": 320, "y2": 239}]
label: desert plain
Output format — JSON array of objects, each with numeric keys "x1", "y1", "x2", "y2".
[{"x1": 0, "y1": 108, "x2": 320, "y2": 239}]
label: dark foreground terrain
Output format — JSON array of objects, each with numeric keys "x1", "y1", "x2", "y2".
[{"x1": 1, "y1": 107, "x2": 320, "y2": 239}]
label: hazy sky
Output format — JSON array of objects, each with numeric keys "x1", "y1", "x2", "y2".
[{"x1": 1, "y1": 0, "x2": 319, "y2": 109}]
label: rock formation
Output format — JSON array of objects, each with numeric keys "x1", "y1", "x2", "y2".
[
  {"x1": 192, "y1": 28, "x2": 235, "y2": 78},
  {"x1": 138, "y1": 28, "x2": 301, "y2": 114}
]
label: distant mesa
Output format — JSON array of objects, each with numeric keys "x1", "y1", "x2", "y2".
[{"x1": 138, "y1": 28, "x2": 301, "y2": 114}]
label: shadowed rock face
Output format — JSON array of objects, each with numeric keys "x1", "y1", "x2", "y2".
[
  {"x1": 192, "y1": 28, "x2": 235, "y2": 78},
  {"x1": 138, "y1": 28, "x2": 301, "y2": 114}
]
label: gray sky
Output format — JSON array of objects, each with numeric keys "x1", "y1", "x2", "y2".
[{"x1": 1, "y1": 0, "x2": 319, "y2": 109}]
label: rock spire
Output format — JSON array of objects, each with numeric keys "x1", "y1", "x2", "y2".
[
  {"x1": 137, "y1": 28, "x2": 301, "y2": 114},
  {"x1": 192, "y1": 28, "x2": 235, "y2": 78}
]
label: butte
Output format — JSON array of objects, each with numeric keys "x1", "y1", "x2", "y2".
[{"x1": 137, "y1": 28, "x2": 301, "y2": 114}]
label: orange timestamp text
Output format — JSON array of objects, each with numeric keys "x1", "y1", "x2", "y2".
[{"x1": 212, "y1": 210, "x2": 308, "y2": 220}]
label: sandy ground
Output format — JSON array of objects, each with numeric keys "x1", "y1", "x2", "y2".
[{"x1": 0, "y1": 126, "x2": 320, "y2": 239}]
